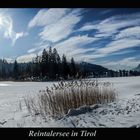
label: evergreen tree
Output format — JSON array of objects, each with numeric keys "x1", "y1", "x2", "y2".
[
  {"x1": 13, "y1": 60, "x2": 19, "y2": 80},
  {"x1": 41, "y1": 49, "x2": 48, "y2": 77},
  {"x1": 52, "y1": 48, "x2": 58, "y2": 79},
  {"x1": 119, "y1": 70, "x2": 122, "y2": 77},
  {"x1": 34, "y1": 55, "x2": 41, "y2": 77},
  {"x1": 48, "y1": 47, "x2": 53, "y2": 79},
  {"x1": 1, "y1": 64, "x2": 6, "y2": 79},
  {"x1": 62, "y1": 54, "x2": 70, "y2": 79},
  {"x1": 56, "y1": 52, "x2": 61, "y2": 79},
  {"x1": 1, "y1": 47, "x2": 139, "y2": 81},
  {"x1": 70, "y1": 57, "x2": 76, "y2": 78},
  {"x1": 26, "y1": 63, "x2": 32, "y2": 78}
]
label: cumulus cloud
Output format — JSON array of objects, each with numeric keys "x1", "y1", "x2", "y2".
[{"x1": 0, "y1": 13, "x2": 26, "y2": 46}]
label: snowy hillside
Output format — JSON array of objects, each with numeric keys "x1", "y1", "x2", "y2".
[
  {"x1": 134, "y1": 64, "x2": 140, "y2": 72},
  {"x1": 0, "y1": 76, "x2": 140, "y2": 127}
]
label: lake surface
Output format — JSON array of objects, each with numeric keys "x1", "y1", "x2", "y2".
[{"x1": 0, "y1": 76, "x2": 140, "y2": 126}]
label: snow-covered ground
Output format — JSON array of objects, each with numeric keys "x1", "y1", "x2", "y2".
[{"x1": 0, "y1": 76, "x2": 140, "y2": 127}]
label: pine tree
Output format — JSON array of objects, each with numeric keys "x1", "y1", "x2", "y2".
[
  {"x1": 52, "y1": 48, "x2": 60, "y2": 79},
  {"x1": 48, "y1": 47, "x2": 53, "y2": 79},
  {"x1": 1, "y1": 63, "x2": 6, "y2": 79},
  {"x1": 26, "y1": 63, "x2": 32, "y2": 78},
  {"x1": 56, "y1": 52, "x2": 61, "y2": 79},
  {"x1": 119, "y1": 70, "x2": 122, "y2": 77},
  {"x1": 62, "y1": 54, "x2": 70, "y2": 79},
  {"x1": 70, "y1": 57, "x2": 77, "y2": 78},
  {"x1": 41, "y1": 49, "x2": 48, "y2": 78},
  {"x1": 13, "y1": 60, "x2": 19, "y2": 80},
  {"x1": 34, "y1": 55, "x2": 41, "y2": 77}
]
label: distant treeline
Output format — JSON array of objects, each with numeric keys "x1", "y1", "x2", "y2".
[
  {"x1": 0, "y1": 47, "x2": 140, "y2": 81},
  {"x1": 0, "y1": 47, "x2": 86, "y2": 81},
  {"x1": 104, "y1": 69, "x2": 140, "y2": 78}
]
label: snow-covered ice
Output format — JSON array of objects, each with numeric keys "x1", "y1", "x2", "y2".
[{"x1": 0, "y1": 76, "x2": 140, "y2": 127}]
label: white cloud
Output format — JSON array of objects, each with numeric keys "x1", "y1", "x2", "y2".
[
  {"x1": 18, "y1": 34, "x2": 99, "y2": 63},
  {"x1": 62, "y1": 37, "x2": 140, "y2": 63},
  {"x1": 54, "y1": 35, "x2": 99, "y2": 61},
  {"x1": 79, "y1": 13, "x2": 140, "y2": 38},
  {"x1": 111, "y1": 50, "x2": 135, "y2": 55},
  {"x1": 12, "y1": 32, "x2": 24, "y2": 45},
  {"x1": 78, "y1": 24, "x2": 95, "y2": 32},
  {"x1": 0, "y1": 13, "x2": 26, "y2": 46},
  {"x1": 96, "y1": 38, "x2": 140, "y2": 55},
  {"x1": 75, "y1": 13, "x2": 140, "y2": 61},
  {"x1": 17, "y1": 53, "x2": 36, "y2": 63},
  {"x1": 76, "y1": 38, "x2": 140, "y2": 61},
  {"x1": 5, "y1": 57, "x2": 14, "y2": 63},
  {"x1": 28, "y1": 8, "x2": 83, "y2": 43},
  {"x1": 102, "y1": 57, "x2": 140, "y2": 70},
  {"x1": 27, "y1": 10, "x2": 140, "y2": 69},
  {"x1": 27, "y1": 48, "x2": 38, "y2": 53},
  {"x1": 115, "y1": 26, "x2": 140, "y2": 40},
  {"x1": 18, "y1": 44, "x2": 50, "y2": 63},
  {"x1": 28, "y1": 8, "x2": 69, "y2": 28},
  {"x1": 94, "y1": 33, "x2": 111, "y2": 38},
  {"x1": 27, "y1": 43, "x2": 50, "y2": 54},
  {"x1": 28, "y1": 30, "x2": 140, "y2": 64}
]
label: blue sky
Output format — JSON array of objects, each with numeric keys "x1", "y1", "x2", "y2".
[{"x1": 0, "y1": 8, "x2": 140, "y2": 70}]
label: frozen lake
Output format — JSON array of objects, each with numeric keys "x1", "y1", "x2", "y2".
[
  {"x1": 97, "y1": 76, "x2": 140, "y2": 99},
  {"x1": 0, "y1": 81, "x2": 57, "y2": 122},
  {"x1": 0, "y1": 76, "x2": 140, "y2": 97},
  {"x1": 0, "y1": 76, "x2": 140, "y2": 127}
]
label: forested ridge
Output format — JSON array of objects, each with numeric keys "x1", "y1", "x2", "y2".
[{"x1": 0, "y1": 47, "x2": 140, "y2": 81}]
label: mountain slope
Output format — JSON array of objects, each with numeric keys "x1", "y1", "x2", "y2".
[
  {"x1": 78, "y1": 62, "x2": 109, "y2": 77},
  {"x1": 133, "y1": 64, "x2": 140, "y2": 72}
]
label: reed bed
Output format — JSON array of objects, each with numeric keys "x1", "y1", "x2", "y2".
[{"x1": 24, "y1": 80, "x2": 117, "y2": 118}]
